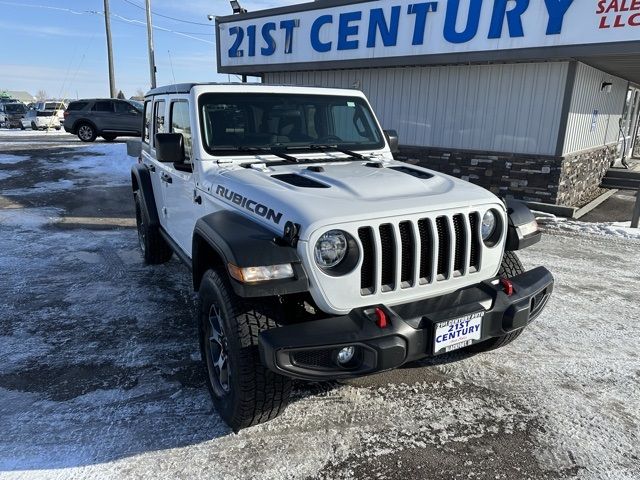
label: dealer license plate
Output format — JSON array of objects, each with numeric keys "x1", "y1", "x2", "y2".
[{"x1": 433, "y1": 312, "x2": 484, "y2": 355}]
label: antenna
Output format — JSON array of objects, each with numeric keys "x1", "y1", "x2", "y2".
[{"x1": 167, "y1": 49, "x2": 178, "y2": 93}]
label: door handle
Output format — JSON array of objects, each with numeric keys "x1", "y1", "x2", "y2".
[{"x1": 161, "y1": 172, "x2": 173, "y2": 184}]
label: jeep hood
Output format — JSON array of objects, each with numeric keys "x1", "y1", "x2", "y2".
[{"x1": 201, "y1": 159, "x2": 502, "y2": 240}]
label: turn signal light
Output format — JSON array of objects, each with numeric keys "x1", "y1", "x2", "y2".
[
  {"x1": 500, "y1": 278, "x2": 514, "y2": 296},
  {"x1": 228, "y1": 263, "x2": 294, "y2": 283}
]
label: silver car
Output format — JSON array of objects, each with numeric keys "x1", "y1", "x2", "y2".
[{"x1": 63, "y1": 98, "x2": 143, "y2": 142}]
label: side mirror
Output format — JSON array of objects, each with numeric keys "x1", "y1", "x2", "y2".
[
  {"x1": 384, "y1": 129, "x2": 399, "y2": 155},
  {"x1": 126, "y1": 139, "x2": 142, "y2": 158},
  {"x1": 155, "y1": 133, "x2": 184, "y2": 164}
]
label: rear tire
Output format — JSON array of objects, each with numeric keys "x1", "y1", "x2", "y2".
[
  {"x1": 31, "y1": 122, "x2": 37, "y2": 130},
  {"x1": 198, "y1": 269, "x2": 292, "y2": 431},
  {"x1": 471, "y1": 251, "x2": 526, "y2": 352},
  {"x1": 134, "y1": 192, "x2": 172, "y2": 264},
  {"x1": 77, "y1": 123, "x2": 97, "y2": 142},
  {"x1": 20, "y1": 123, "x2": 25, "y2": 130}
]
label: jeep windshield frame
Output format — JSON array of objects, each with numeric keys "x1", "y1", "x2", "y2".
[{"x1": 198, "y1": 93, "x2": 385, "y2": 158}]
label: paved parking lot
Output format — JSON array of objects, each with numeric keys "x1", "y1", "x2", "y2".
[{"x1": 1, "y1": 130, "x2": 639, "y2": 480}]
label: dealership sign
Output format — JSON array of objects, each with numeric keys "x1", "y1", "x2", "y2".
[{"x1": 217, "y1": 0, "x2": 640, "y2": 70}]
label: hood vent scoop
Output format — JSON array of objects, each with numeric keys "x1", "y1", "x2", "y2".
[
  {"x1": 389, "y1": 166, "x2": 434, "y2": 180},
  {"x1": 272, "y1": 173, "x2": 330, "y2": 189}
]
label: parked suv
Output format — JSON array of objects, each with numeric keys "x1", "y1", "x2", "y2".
[
  {"x1": 64, "y1": 98, "x2": 143, "y2": 142},
  {"x1": 131, "y1": 83, "x2": 553, "y2": 430},
  {"x1": 0, "y1": 102, "x2": 28, "y2": 129},
  {"x1": 22, "y1": 101, "x2": 65, "y2": 130}
]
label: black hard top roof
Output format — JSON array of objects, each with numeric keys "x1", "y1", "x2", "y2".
[
  {"x1": 145, "y1": 83, "x2": 244, "y2": 97},
  {"x1": 144, "y1": 82, "x2": 357, "y2": 97}
]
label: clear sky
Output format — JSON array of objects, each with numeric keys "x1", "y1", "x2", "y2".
[{"x1": 0, "y1": 0, "x2": 298, "y2": 100}]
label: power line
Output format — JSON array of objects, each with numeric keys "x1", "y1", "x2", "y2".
[
  {"x1": 108, "y1": 11, "x2": 215, "y2": 44},
  {"x1": 120, "y1": 0, "x2": 214, "y2": 27},
  {"x1": 0, "y1": 1, "x2": 87, "y2": 15},
  {"x1": 0, "y1": 1, "x2": 215, "y2": 44}
]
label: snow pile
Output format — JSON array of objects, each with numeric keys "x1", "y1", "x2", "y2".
[
  {"x1": 535, "y1": 211, "x2": 640, "y2": 240},
  {"x1": 64, "y1": 144, "x2": 135, "y2": 184}
]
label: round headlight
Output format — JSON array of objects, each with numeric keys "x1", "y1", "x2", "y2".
[
  {"x1": 315, "y1": 230, "x2": 348, "y2": 268},
  {"x1": 481, "y1": 210, "x2": 497, "y2": 241}
]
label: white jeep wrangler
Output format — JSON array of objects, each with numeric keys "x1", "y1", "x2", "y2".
[{"x1": 131, "y1": 83, "x2": 553, "y2": 431}]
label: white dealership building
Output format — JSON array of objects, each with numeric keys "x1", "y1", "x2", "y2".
[{"x1": 216, "y1": 0, "x2": 640, "y2": 209}]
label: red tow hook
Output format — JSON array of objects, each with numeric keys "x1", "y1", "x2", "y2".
[
  {"x1": 500, "y1": 278, "x2": 515, "y2": 296},
  {"x1": 374, "y1": 307, "x2": 389, "y2": 328}
]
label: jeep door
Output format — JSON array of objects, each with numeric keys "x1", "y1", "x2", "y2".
[
  {"x1": 141, "y1": 98, "x2": 168, "y2": 230},
  {"x1": 113, "y1": 100, "x2": 142, "y2": 134},
  {"x1": 162, "y1": 98, "x2": 200, "y2": 255}
]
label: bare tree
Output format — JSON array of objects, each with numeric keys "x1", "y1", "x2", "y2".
[
  {"x1": 135, "y1": 88, "x2": 145, "y2": 98},
  {"x1": 36, "y1": 90, "x2": 48, "y2": 101},
  {"x1": 117, "y1": 90, "x2": 125, "y2": 99}
]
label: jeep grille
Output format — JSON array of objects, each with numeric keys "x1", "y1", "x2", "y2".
[{"x1": 358, "y1": 213, "x2": 482, "y2": 296}]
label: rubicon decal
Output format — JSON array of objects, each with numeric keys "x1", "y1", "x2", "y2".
[{"x1": 216, "y1": 185, "x2": 283, "y2": 225}]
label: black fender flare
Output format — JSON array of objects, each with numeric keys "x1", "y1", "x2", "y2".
[
  {"x1": 505, "y1": 199, "x2": 541, "y2": 251},
  {"x1": 192, "y1": 210, "x2": 309, "y2": 298},
  {"x1": 131, "y1": 164, "x2": 160, "y2": 228}
]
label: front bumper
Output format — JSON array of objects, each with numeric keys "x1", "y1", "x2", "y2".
[
  {"x1": 4, "y1": 116, "x2": 24, "y2": 128},
  {"x1": 260, "y1": 267, "x2": 553, "y2": 380}
]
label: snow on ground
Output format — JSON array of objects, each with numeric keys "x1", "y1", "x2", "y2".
[
  {"x1": 1, "y1": 132, "x2": 639, "y2": 480},
  {"x1": 62, "y1": 143, "x2": 137, "y2": 181},
  {"x1": 535, "y1": 211, "x2": 640, "y2": 240},
  {"x1": 0, "y1": 142, "x2": 135, "y2": 195},
  {"x1": 0, "y1": 128, "x2": 65, "y2": 137},
  {"x1": 0, "y1": 154, "x2": 30, "y2": 165}
]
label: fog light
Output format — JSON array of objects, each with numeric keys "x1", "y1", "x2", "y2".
[{"x1": 337, "y1": 346, "x2": 356, "y2": 365}]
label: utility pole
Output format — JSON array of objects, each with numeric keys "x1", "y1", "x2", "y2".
[
  {"x1": 145, "y1": 0, "x2": 157, "y2": 89},
  {"x1": 103, "y1": 0, "x2": 117, "y2": 98}
]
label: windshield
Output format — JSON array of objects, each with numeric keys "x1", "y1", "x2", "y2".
[
  {"x1": 129, "y1": 100, "x2": 143, "y2": 112},
  {"x1": 5, "y1": 103, "x2": 26, "y2": 114},
  {"x1": 198, "y1": 93, "x2": 384, "y2": 155}
]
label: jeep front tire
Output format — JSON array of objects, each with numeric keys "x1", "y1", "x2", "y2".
[
  {"x1": 134, "y1": 192, "x2": 172, "y2": 264},
  {"x1": 198, "y1": 268, "x2": 292, "y2": 431},
  {"x1": 472, "y1": 251, "x2": 526, "y2": 352}
]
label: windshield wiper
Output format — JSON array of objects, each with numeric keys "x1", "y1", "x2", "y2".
[
  {"x1": 287, "y1": 144, "x2": 368, "y2": 160},
  {"x1": 211, "y1": 146, "x2": 299, "y2": 164}
]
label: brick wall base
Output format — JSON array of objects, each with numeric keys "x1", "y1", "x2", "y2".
[
  {"x1": 557, "y1": 145, "x2": 617, "y2": 207},
  {"x1": 398, "y1": 144, "x2": 618, "y2": 208}
]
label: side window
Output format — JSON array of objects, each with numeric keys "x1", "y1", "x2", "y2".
[
  {"x1": 114, "y1": 101, "x2": 134, "y2": 114},
  {"x1": 143, "y1": 100, "x2": 152, "y2": 143},
  {"x1": 92, "y1": 101, "x2": 114, "y2": 112},
  {"x1": 170, "y1": 101, "x2": 192, "y2": 162},
  {"x1": 329, "y1": 103, "x2": 378, "y2": 143},
  {"x1": 153, "y1": 100, "x2": 166, "y2": 144}
]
